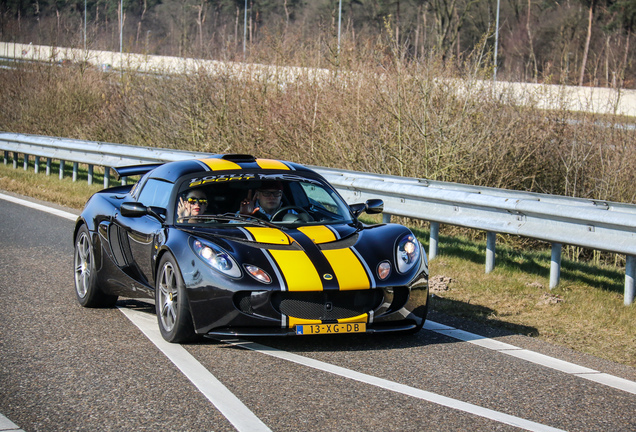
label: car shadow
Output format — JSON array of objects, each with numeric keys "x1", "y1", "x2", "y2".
[{"x1": 115, "y1": 297, "x2": 540, "y2": 353}]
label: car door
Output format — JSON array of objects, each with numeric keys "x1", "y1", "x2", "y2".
[{"x1": 110, "y1": 178, "x2": 172, "y2": 288}]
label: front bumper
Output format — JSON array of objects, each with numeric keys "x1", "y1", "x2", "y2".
[{"x1": 189, "y1": 271, "x2": 429, "y2": 336}]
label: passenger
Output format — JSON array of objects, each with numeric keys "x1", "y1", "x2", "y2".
[
  {"x1": 177, "y1": 189, "x2": 208, "y2": 222},
  {"x1": 239, "y1": 181, "x2": 287, "y2": 221}
]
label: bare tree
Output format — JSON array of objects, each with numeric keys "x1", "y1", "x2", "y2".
[{"x1": 579, "y1": 0, "x2": 594, "y2": 86}]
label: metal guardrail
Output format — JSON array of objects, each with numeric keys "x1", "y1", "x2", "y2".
[{"x1": 1, "y1": 131, "x2": 634, "y2": 305}]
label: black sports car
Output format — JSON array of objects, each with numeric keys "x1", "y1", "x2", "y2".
[{"x1": 73, "y1": 155, "x2": 429, "y2": 342}]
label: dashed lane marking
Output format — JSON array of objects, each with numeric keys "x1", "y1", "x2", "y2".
[
  {"x1": 118, "y1": 307, "x2": 272, "y2": 432},
  {"x1": 0, "y1": 414, "x2": 24, "y2": 432},
  {"x1": 218, "y1": 337, "x2": 566, "y2": 432}
]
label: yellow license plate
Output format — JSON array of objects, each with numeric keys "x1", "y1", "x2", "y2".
[{"x1": 295, "y1": 323, "x2": 366, "y2": 335}]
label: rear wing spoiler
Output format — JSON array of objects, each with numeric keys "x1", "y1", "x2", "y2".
[{"x1": 113, "y1": 163, "x2": 164, "y2": 179}]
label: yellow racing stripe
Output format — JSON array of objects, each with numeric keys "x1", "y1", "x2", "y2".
[
  {"x1": 322, "y1": 248, "x2": 371, "y2": 290},
  {"x1": 256, "y1": 159, "x2": 290, "y2": 170},
  {"x1": 288, "y1": 316, "x2": 322, "y2": 327},
  {"x1": 337, "y1": 314, "x2": 369, "y2": 324},
  {"x1": 297, "y1": 226, "x2": 337, "y2": 244},
  {"x1": 200, "y1": 158, "x2": 242, "y2": 171},
  {"x1": 269, "y1": 249, "x2": 323, "y2": 291},
  {"x1": 245, "y1": 227, "x2": 292, "y2": 245}
]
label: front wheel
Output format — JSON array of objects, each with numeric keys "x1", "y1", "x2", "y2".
[
  {"x1": 74, "y1": 225, "x2": 118, "y2": 308},
  {"x1": 155, "y1": 254, "x2": 197, "y2": 343}
]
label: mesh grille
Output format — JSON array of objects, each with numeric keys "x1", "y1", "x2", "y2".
[
  {"x1": 236, "y1": 292, "x2": 253, "y2": 314},
  {"x1": 273, "y1": 290, "x2": 384, "y2": 320}
]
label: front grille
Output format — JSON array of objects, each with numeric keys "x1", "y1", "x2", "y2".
[
  {"x1": 272, "y1": 290, "x2": 384, "y2": 321},
  {"x1": 236, "y1": 292, "x2": 254, "y2": 314}
]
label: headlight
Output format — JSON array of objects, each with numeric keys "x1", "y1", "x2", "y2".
[
  {"x1": 396, "y1": 233, "x2": 420, "y2": 273},
  {"x1": 191, "y1": 239, "x2": 241, "y2": 278}
]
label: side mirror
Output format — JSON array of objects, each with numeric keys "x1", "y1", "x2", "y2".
[
  {"x1": 350, "y1": 199, "x2": 384, "y2": 217},
  {"x1": 365, "y1": 199, "x2": 384, "y2": 214},
  {"x1": 121, "y1": 202, "x2": 149, "y2": 217},
  {"x1": 121, "y1": 202, "x2": 166, "y2": 223}
]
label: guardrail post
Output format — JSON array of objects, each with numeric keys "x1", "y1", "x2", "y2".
[
  {"x1": 382, "y1": 213, "x2": 391, "y2": 223},
  {"x1": 59, "y1": 160, "x2": 65, "y2": 180},
  {"x1": 23, "y1": 154, "x2": 29, "y2": 170},
  {"x1": 121, "y1": 176, "x2": 127, "y2": 186},
  {"x1": 3, "y1": 151, "x2": 7, "y2": 165},
  {"x1": 13, "y1": 152, "x2": 18, "y2": 169},
  {"x1": 73, "y1": 162, "x2": 78, "y2": 182},
  {"x1": 626, "y1": 255, "x2": 635, "y2": 306},
  {"x1": 429, "y1": 222, "x2": 439, "y2": 260},
  {"x1": 34, "y1": 156, "x2": 40, "y2": 174},
  {"x1": 46, "y1": 158, "x2": 51, "y2": 176},
  {"x1": 486, "y1": 231, "x2": 496, "y2": 273},
  {"x1": 550, "y1": 243, "x2": 562, "y2": 289},
  {"x1": 88, "y1": 165, "x2": 93, "y2": 185},
  {"x1": 104, "y1": 167, "x2": 110, "y2": 188}
]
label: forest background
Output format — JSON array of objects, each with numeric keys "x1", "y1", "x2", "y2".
[{"x1": 2, "y1": 0, "x2": 636, "y2": 88}]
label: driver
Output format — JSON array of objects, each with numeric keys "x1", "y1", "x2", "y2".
[{"x1": 239, "y1": 181, "x2": 290, "y2": 221}]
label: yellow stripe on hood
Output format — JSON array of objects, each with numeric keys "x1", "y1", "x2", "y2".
[
  {"x1": 322, "y1": 248, "x2": 371, "y2": 290},
  {"x1": 297, "y1": 226, "x2": 337, "y2": 244},
  {"x1": 245, "y1": 227, "x2": 322, "y2": 291},
  {"x1": 200, "y1": 158, "x2": 242, "y2": 171},
  {"x1": 269, "y1": 249, "x2": 323, "y2": 291},
  {"x1": 245, "y1": 227, "x2": 292, "y2": 245}
]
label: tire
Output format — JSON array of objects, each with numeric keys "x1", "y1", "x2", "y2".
[
  {"x1": 74, "y1": 225, "x2": 118, "y2": 308},
  {"x1": 155, "y1": 254, "x2": 197, "y2": 343}
]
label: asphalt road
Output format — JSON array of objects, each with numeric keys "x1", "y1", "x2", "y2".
[{"x1": 1, "y1": 192, "x2": 635, "y2": 432}]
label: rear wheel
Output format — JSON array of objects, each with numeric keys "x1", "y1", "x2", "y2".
[
  {"x1": 74, "y1": 225, "x2": 118, "y2": 307},
  {"x1": 155, "y1": 254, "x2": 196, "y2": 343}
]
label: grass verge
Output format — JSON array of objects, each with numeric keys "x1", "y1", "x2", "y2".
[{"x1": 1, "y1": 161, "x2": 634, "y2": 368}]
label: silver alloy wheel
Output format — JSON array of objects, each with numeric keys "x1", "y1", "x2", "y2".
[
  {"x1": 158, "y1": 261, "x2": 178, "y2": 333},
  {"x1": 74, "y1": 231, "x2": 92, "y2": 299}
]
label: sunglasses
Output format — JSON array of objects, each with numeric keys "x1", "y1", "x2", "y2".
[
  {"x1": 259, "y1": 190, "x2": 282, "y2": 197},
  {"x1": 186, "y1": 197, "x2": 208, "y2": 205}
]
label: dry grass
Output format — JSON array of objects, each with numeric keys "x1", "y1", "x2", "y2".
[{"x1": 0, "y1": 160, "x2": 103, "y2": 209}]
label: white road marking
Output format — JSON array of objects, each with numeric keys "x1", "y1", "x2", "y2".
[
  {"x1": 118, "y1": 307, "x2": 272, "y2": 432},
  {"x1": 0, "y1": 192, "x2": 77, "y2": 221},
  {"x1": 424, "y1": 321, "x2": 636, "y2": 395},
  {"x1": 219, "y1": 337, "x2": 566, "y2": 432},
  {"x1": 0, "y1": 413, "x2": 24, "y2": 432}
]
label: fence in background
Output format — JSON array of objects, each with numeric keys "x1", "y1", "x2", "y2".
[{"x1": 1, "y1": 132, "x2": 634, "y2": 305}]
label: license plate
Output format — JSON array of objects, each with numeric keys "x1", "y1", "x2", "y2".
[{"x1": 295, "y1": 322, "x2": 366, "y2": 335}]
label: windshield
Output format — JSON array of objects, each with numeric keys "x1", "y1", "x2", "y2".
[{"x1": 175, "y1": 174, "x2": 354, "y2": 226}]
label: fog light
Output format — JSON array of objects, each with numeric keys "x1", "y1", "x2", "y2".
[
  {"x1": 245, "y1": 265, "x2": 272, "y2": 284},
  {"x1": 377, "y1": 261, "x2": 391, "y2": 280}
]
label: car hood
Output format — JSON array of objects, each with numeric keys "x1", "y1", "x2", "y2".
[{"x1": 184, "y1": 222, "x2": 420, "y2": 292}]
